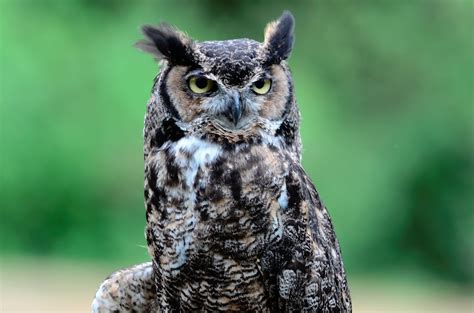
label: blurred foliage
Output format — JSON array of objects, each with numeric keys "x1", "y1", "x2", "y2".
[{"x1": 1, "y1": 0, "x2": 473, "y2": 287}]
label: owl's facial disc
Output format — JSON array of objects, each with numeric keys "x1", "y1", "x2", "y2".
[{"x1": 165, "y1": 65, "x2": 290, "y2": 133}]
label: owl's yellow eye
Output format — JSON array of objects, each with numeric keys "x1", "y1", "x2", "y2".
[
  {"x1": 188, "y1": 76, "x2": 215, "y2": 94},
  {"x1": 251, "y1": 78, "x2": 271, "y2": 95}
]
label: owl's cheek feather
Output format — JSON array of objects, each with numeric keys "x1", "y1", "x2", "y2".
[
  {"x1": 166, "y1": 66, "x2": 205, "y2": 122},
  {"x1": 257, "y1": 65, "x2": 289, "y2": 120}
]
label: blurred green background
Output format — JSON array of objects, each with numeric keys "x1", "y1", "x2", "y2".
[{"x1": 1, "y1": 0, "x2": 473, "y2": 311}]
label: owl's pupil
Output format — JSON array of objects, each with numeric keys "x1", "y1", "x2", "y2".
[
  {"x1": 254, "y1": 79, "x2": 265, "y2": 89},
  {"x1": 195, "y1": 77, "x2": 208, "y2": 89}
]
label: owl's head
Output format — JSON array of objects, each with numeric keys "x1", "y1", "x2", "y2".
[{"x1": 139, "y1": 11, "x2": 300, "y2": 151}]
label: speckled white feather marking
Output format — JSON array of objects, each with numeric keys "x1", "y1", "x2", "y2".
[
  {"x1": 278, "y1": 182, "x2": 288, "y2": 209},
  {"x1": 172, "y1": 136, "x2": 221, "y2": 189}
]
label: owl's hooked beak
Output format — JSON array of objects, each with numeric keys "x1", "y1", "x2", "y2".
[{"x1": 224, "y1": 91, "x2": 242, "y2": 126}]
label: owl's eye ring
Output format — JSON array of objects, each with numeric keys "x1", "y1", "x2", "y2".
[
  {"x1": 188, "y1": 76, "x2": 216, "y2": 94},
  {"x1": 251, "y1": 78, "x2": 272, "y2": 95}
]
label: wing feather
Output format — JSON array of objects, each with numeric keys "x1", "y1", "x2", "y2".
[
  {"x1": 92, "y1": 262, "x2": 155, "y2": 313},
  {"x1": 276, "y1": 161, "x2": 352, "y2": 311}
]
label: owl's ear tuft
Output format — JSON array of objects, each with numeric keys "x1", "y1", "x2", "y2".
[
  {"x1": 262, "y1": 11, "x2": 295, "y2": 65},
  {"x1": 136, "y1": 23, "x2": 196, "y2": 65}
]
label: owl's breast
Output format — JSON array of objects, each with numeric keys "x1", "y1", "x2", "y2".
[
  {"x1": 148, "y1": 135, "x2": 288, "y2": 247},
  {"x1": 145, "y1": 135, "x2": 289, "y2": 308}
]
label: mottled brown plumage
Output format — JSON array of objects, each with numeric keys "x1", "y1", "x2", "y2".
[
  {"x1": 92, "y1": 262, "x2": 155, "y2": 312},
  {"x1": 93, "y1": 11, "x2": 351, "y2": 312}
]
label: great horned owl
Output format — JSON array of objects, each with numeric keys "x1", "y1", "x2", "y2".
[{"x1": 93, "y1": 11, "x2": 351, "y2": 312}]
